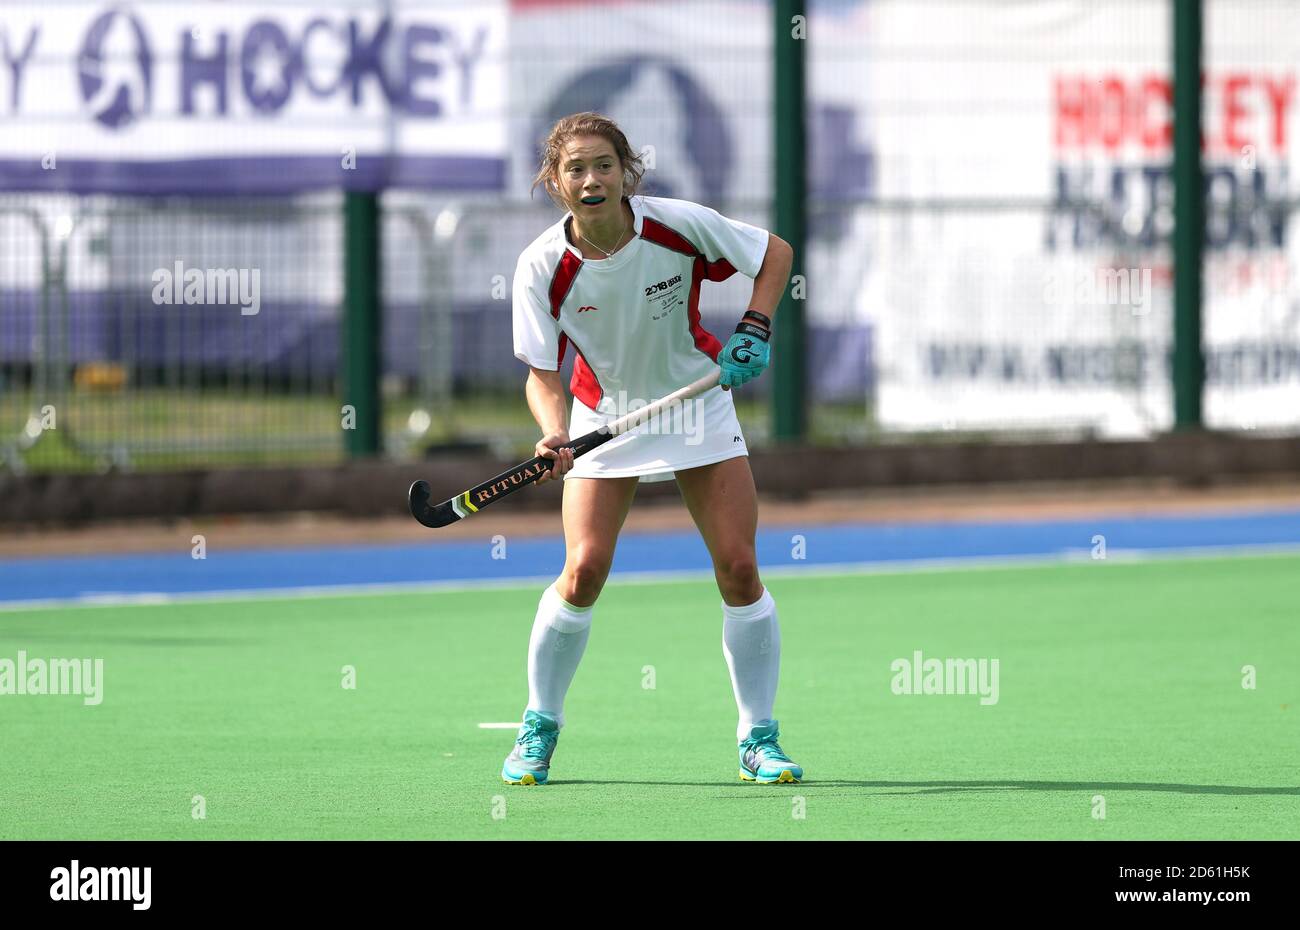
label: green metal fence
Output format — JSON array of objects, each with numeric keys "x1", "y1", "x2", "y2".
[
  {"x1": 4, "y1": 0, "x2": 1300, "y2": 474},
  {"x1": 3, "y1": 191, "x2": 1298, "y2": 474}
]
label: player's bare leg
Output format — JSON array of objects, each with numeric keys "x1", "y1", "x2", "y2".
[
  {"x1": 674, "y1": 455, "x2": 761, "y2": 606},
  {"x1": 503, "y1": 475, "x2": 638, "y2": 785},
  {"x1": 676, "y1": 455, "x2": 803, "y2": 783},
  {"x1": 557, "y1": 475, "x2": 640, "y2": 607}
]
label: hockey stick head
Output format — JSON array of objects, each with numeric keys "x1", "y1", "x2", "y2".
[{"x1": 408, "y1": 480, "x2": 461, "y2": 528}]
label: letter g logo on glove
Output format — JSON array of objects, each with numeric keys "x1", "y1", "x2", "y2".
[{"x1": 718, "y1": 322, "x2": 771, "y2": 389}]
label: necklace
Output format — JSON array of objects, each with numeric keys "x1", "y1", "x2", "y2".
[{"x1": 577, "y1": 209, "x2": 629, "y2": 258}]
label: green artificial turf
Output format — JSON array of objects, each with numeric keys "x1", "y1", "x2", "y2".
[{"x1": 1, "y1": 554, "x2": 1297, "y2": 839}]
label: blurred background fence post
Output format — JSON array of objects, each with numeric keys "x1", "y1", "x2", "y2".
[
  {"x1": 773, "y1": 0, "x2": 808, "y2": 443},
  {"x1": 1173, "y1": 0, "x2": 1206, "y2": 431},
  {"x1": 344, "y1": 191, "x2": 382, "y2": 459}
]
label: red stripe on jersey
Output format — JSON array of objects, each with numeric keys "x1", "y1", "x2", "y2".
[
  {"x1": 640, "y1": 216, "x2": 698, "y2": 257},
  {"x1": 548, "y1": 250, "x2": 582, "y2": 319},
  {"x1": 688, "y1": 257, "x2": 724, "y2": 361},
  {"x1": 703, "y1": 256, "x2": 738, "y2": 282},
  {"x1": 568, "y1": 337, "x2": 604, "y2": 410},
  {"x1": 641, "y1": 215, "x2": 734, "y2": 363},
  {"x1": 546, "y1": 249, "x2": 603, "y2": 405}
]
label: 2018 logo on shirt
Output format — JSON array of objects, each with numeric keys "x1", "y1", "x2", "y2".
[{"x1": 644, "y1": 275, "x2": 682, "y2": 298}]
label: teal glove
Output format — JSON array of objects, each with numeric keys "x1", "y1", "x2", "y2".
[{"x1": 718, "y1": 322, "x2": 771, "y2": 389}]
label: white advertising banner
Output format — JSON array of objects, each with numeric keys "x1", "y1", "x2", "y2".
[
  {"x1": 858, "y1": 0, "x2": 1300, "y2": 435},
  {"x1": 0, "y1": 0, "x2": 507, "y2": 192},
  {"x1": 506, "y1": 0, "x2": 1300, "y2": 432}
]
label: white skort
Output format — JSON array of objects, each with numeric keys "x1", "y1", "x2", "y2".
[{"x1": 564, "y1": 383, "x2": 749, "y2": 483}]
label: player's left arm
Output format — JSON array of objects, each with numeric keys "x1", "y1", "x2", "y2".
[
  {"x1": 719, "y1": 233, "x2": 793, "y2": 390},
  {"x1": 746, "y1": 233, "x2": 794, "y2": 326}
]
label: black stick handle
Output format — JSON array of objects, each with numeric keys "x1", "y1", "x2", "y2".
[
  {"x1": 461, "y1": 426, "x2": 613, "y2": 511},
  {"x1": 417, "y1": 371, "x2": 722, "y2": 525}
]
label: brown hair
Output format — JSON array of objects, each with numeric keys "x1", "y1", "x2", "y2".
[{"x1": 530, "y1": 112, "x2": 645, "y2": 209}]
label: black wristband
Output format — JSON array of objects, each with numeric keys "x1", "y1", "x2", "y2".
[
  {"x1": 742, "y1": 309, "x2": 772, "y2": 329},
  {"x1": 735, "y1": 321, "x2": 770, "y2": 342}
]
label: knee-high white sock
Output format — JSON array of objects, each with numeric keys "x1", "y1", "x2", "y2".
[
  {"x1": 525, "y1": 583, "x2": 593, "y2": 728},
  {"x1": 722, "y1": 587, "x2": 781, "y2": 742}
]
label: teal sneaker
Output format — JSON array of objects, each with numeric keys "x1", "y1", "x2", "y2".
[
  {"x1": 501, "y1": 710, "x2": 560, "y2": 786},
  {"x1": 738, "y1": 720, "x2": 803, "y2": 784}
]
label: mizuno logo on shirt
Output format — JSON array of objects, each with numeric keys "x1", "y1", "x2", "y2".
[{"x1": 577, "y1": 305, "x2": 598, "y2": 313}]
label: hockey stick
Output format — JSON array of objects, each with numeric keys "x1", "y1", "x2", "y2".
[{"x1": 408, "y1": 370, "x2": 721, "y2": 528}]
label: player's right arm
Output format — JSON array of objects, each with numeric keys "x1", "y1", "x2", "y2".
[
  {"x1": 513, "y1": 247, "x2": 574, "y2": 484},
  {"x1": 526, "y1": 366, "x2": 574, "y2": 484}
]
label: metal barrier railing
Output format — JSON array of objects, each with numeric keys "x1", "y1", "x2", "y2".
[
  {"x1": 1, "y1": 195, "x2": 348, "y2": 472},
  {"x1": 2, "y1": 193, "x2": 1296, "y2": 474}
]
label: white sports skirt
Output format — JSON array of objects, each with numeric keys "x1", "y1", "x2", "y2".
[{"x1": 564, "y1": 384, "x2": 749, "y2": 483}]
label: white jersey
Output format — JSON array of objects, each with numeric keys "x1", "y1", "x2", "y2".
[{"x1": 512, "y1": 195, "x2": 770, "y2": 482}]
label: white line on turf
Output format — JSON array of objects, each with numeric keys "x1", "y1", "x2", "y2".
[{"x1": 2, "y1": 541, "x2": 1299, "y2": 613}]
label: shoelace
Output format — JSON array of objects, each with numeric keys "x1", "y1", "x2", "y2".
[
  {"x1": 516, "y1": 723, "x2": 557, "y2": 761},
  {"x1": 742, "y1": 734, "x2": 792, "y2": 763}
]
